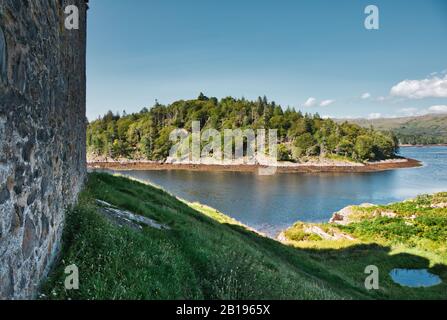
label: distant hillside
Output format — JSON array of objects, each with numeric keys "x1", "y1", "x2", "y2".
[{"x1": 339, "y1": 114, "x2": 447, "y2": 145}]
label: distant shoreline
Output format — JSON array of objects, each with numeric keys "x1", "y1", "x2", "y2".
[
  {"x1": 88, "y1": 157, "x2": 422, "y2": 173},
  {"x1": 400, "y1": 144, "x2": 447, "y2": 148}
]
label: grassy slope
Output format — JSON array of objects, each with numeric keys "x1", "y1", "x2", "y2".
[
  {"x1": 283, "y1": 194, "x2": 447, "y2": 299},
  {"x1": 42, "y1": 173, "x2": 446, "y2": 300}
]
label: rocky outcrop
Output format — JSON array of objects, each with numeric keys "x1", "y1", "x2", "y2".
[
  {"x1": 96, "y1": 200, "x2": 170, "y2": 232},
  {"x1": 302, "y1": 225, "x2": 355, "y2": 241},
  {"x1": 329, "y1": 204, "x2": 373, "y2": 225},
  {"x1": 0, "y1": 0, "x2": 87, "y2": 299},
  {"x1": 329, "y1": 204, "x2": 400, "y2": 226}
]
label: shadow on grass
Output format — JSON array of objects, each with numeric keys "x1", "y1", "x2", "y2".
[
  {"x1": 225, "y1": 223, "x2": 447, "y2": 300},
  {"x1": 70, "y1": 172, "x2": 446, "y2": 300}
]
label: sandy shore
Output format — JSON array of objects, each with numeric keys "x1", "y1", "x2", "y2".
[{"x1": 87, "y1": 157, "x2": 422, "y2": 173}]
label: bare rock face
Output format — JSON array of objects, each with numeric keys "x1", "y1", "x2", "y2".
[
  {"x1": 303, "y1": 225, "x2": 356, "y2": 241},
  {"x1": 329, "y1": 203, "x2": 374, "y2": 225},
  {"x1": 0, "y1": 0, "x2": 88, "y2": 299},
  {"x1": 96, "y1": 200, "x2": 171, "y2": 232},
  {"x1": 0, "y1": 25, "x2": 6, "y2": 84}
]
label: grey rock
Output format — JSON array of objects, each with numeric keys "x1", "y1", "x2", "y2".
[
  {"x1": 96, "y1": 200, "x2": 170, "y2": 231},
  {"x1": 22, "y1": 216, "x2": 38, "y2": 260},
  {"x1": 0, "y1": 184, "x2": 10, "y2": 204},
  {"x1": 0, "y1": 265, "x2": 14, "y2": 298},
  {"x1": 0, "y1": 25, "x2": 6, "y2": 84}
]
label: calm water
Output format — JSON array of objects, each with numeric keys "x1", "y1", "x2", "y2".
[
  {"x1": 390, "y1": 269, "x2": 442, "y2": 288},
  {"x1": 109, "y1": 147, "x2": 447, "y2": 236}
]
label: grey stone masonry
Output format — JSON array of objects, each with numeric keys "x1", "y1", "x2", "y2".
[{"x1": 0, "y1": 0, "x2": 87, "y2": 299}]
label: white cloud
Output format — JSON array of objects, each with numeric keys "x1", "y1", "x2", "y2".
[
  {"x1": 390, "y1": 74, "x2": 447, "y2": 99},
  {"x1": 394, "y1": 105, "x2": 447, "y2": 117},
  {"x1": 303, "y1": 97, "x2": 335, "y2": 107},
  {"x1": 320, "y1": 99, "x2": 335, "y2": 107},
  {"x1": 367, "y1": 113, "x2": 382, "y2": 119},
  {"x1": 303, "y1": 97, "x2": 317, "y2": 107},
  {"x1": 361, "y1": 93, "x2": 371, "y2": 99},
  {"x1": 428, "y1": 105, "x2": 447, "y2": 114}
]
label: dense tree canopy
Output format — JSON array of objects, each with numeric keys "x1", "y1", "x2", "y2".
[{"x1": 87, "y1": 94, "x2": 399, "y2": 162}]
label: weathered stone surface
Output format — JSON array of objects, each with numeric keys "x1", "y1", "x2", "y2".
[
  {"x1": 96, "y1": 200, "x2": 171, "y2": 231},
  {"x1": 329, "y1": 203, "x2": 374, "y2": 225},
  {"x1": 0, "y1": 0, "x2": 88, "y2": 299},
  {"x1": 0, "y1": 184, "x2": 9, "y2": 204},
  {"x1": 22, "y1": 216, "x2": 38, "y2": 260},
  {"x1": 0, "y1": 265, "x2": 13, "y2": 298},
  {"x1": 0, "y1": 25, "x2": 6, "y2": 83}
]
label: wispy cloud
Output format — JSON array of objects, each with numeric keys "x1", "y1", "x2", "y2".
[
  {"x1": 303, "y1": 97, "x2": 335, "y2": 107},
  {"x1": 303, "y1": 97, "x2": 317, "y2": 107},
  {"x1": 390, "y1": 74, "x2": 447, "y2": 99},
  {"x1": 361, "y1": 92, "x2": 371, "y2": 99},
  {"x1": 320, "y1": 99, "x2": 335, "y2": 107}
]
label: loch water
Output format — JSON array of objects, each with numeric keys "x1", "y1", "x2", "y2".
[{"x1": 109, "y1": 146, "x2": 447, "y2": 236}]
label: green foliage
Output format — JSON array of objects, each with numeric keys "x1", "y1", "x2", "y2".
[
  {"x1": 354, "y1": 135, "x2": 376, "y2": 160},
  {"x1": 87, "y1": 95, "x2": 398, "y2": 162},
  {"x1": 293, "y1": 133, "x2": 318, "y2": 157},
  {"x1": 277, "y1": 143, "x2": 292, "y2": 161},
  {"x1": 284, "y1": 223, "x2": 323, "y2": 242}
]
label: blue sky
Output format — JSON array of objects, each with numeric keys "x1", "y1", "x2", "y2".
[{"x1": 86, "y1": 0, "x2": 447, "y2": 120}]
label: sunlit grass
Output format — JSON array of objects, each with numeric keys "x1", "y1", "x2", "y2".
[{"x1": 42, "y1": 173, "x2": 447, "y2": 300}]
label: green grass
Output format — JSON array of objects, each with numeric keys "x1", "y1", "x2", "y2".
[
  {"x1": 325, "y1": 154, "x2": 362, "y2": 164},
  {"x1": 41, "y1": 173, "x2": 447, "y2": 300},
  {"x1": 283, "y1": 193, "x2": 447, "y2": 299}
]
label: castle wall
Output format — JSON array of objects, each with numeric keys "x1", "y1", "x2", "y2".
[{"x1": 0, "y1": 0, "x2": 87, "y2": 299}]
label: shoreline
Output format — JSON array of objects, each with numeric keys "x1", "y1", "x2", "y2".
[
  {"x1": 87, "y1": 157, "x2": 422, "y2": 173},
  {"x1": 400, "y1": 144, "x2": 447, "y2": 147}
]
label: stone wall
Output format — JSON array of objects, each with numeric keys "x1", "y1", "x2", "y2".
[{"x1": 0, "y1": 0, "x2": 87, "y2": 299}]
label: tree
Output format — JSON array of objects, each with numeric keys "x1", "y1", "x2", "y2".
[
  {"x1": 373, "y1": 133, "x2": 396, "y2": 159},
  {"x1": 278, "y1": 144, "x2": 292, "y2": 161},
  {"x1": 293, "y1": 133, "x2": 318, "y2": 158},
  {"x1": 336, "y1": 138, "x2": 354, "y2": 157},
  {"x1": 355, "y1": 135, "x2": 376, "y2": 161},
  {"x1": 198, "y1": 92, "x2": 208, "y2": 101}
]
